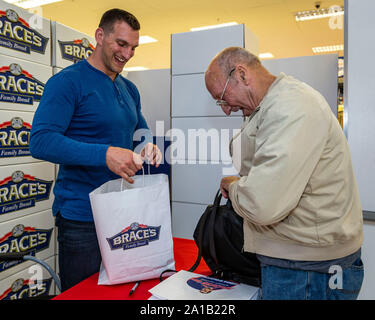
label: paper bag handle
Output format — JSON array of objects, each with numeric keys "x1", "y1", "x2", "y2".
[{"x1": 120, "y1": 166, "x2": 145, "y2": 191}]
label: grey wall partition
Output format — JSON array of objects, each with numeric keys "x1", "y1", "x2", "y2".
[
  {"x1": 171, "y1": 24, "x2": 259, "y2": 76},
  {"x1": 126, "y1": 69, "x2": 171, "y2": 177},
  {"x1": 345, "y1": 0, "x2": 375, "y2": 300},
  {"x1": 262, "y1": 54, "x2": 338, "y2": 117},
  {"x1": 345, "y1": 0, "x2": 375, "y2": 216},
  {"x1": 126, "y1": 69, "x2": 171, "y2": 135}
]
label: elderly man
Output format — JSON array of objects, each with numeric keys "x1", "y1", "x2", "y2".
[{"x1": 204, "y1": 47, "x2": 364, "y2": 300}]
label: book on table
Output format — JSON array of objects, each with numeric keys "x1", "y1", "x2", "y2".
[{"x1": 148, "y1": 270, "x2": 259, "y2": 300}]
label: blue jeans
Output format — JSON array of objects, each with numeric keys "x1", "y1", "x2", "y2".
[
  {"x1": 259, "y1": 257, "x2": 364, "y2": 300},
  {"x1": 55, "y1": 213, "x2": 102, "y2": 292}
]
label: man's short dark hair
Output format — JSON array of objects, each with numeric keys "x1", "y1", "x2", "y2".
[{"x1": 99, "y1": 8, "x2": 140, "y2": 33}]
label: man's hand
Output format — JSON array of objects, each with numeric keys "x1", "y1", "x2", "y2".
[
  {"x1": 106, "y1": 146, "x2": 144, "y2": 184},
  {"x1": 141, "y1": 143, "x2": 162, "y2": 168},
  {"x1": 220, "y1": 176, "x2": 240, "y2": 199}
]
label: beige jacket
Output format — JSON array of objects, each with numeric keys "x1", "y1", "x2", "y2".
[{"x1": 228, "y1": 73, "x2": 363, "y2": 261}]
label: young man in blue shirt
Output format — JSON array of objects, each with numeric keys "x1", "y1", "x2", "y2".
[{"x1": 30, "y1": 9, "x2": 161, "y2": 291}]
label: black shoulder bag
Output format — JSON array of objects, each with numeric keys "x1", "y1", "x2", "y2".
[
  {"x1": 190, "y1": 189, "x2": 261, "y2": 287},
  {"x1": 160, "y1": 190, "x2": 261, "y2": 287}
]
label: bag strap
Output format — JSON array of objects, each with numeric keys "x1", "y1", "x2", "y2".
[
  {"x1": 187, "y1": 206, "x2": 210, "y2": 272},
  {"x1": 207, "y1": 191, "x2": 222, "y2": 265},
  {"x1": 159, "y1": 269, "x2": 177, "y2": 282},
  {"x1": 188, "y1": 189, "x2": 221, "y2": 272},
  {"x1": 159, "y1": 204, "x2": 212, "y2": 281},
  {"x1": 159, "y1": 190, "x2": 222, "y2": 281},
  {"x1": 121, "y1": 166, "x2": 145, "y2": 191}
]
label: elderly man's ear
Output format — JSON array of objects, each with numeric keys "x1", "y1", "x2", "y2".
[{"x1": 236, "y1": 65, "x2": 248, "y2": 84}]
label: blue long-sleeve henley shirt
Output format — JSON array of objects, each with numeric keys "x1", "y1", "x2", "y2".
[{"x1": 30, "y1": 59, "x2": 149, "y2": 222}]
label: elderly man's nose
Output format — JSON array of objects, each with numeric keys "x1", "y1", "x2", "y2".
[{"x1": 221, "y1": 105, "x2": 231, "y2": 116}]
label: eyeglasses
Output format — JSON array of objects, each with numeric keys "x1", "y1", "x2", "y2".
[{"x1": 216, "y1": 67, "x2": 236, "y2": 107}]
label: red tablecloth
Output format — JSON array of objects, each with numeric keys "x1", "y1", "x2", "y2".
[{"x1": 53, "y1": 237, "x2": 210, "y2": 300}]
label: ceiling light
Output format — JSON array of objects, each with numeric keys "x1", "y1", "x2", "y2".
[
  {"x1": 295, "y1": 6, "x2": 344, "y2": 21},
  {"x1": 259, "y1": 52, "x2": 274, "y2": 59},
  {"x1": 4, "y1": 0, "x2": 63, "y2": 9},
  {"x1": 190, "y1": 22, "x2": 238, "y2": 32},
  {"x1": 312, "y1": 44, "x2": 344, "y2": 53},
  {"x1": 139, "y1": 36, "x2": 158, "y2": 45},
  {"x1": 124, "y1": 67, "x2": 149, "y2": 72}
]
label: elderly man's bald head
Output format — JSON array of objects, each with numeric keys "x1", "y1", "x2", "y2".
[
  {"x1": 205, "y1": 47, "x2": 261, "y2": 90},
  {"x1": 204, "y1": 47, "x2": 276, "y2": 116}
]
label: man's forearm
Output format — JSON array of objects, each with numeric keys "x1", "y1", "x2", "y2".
[{"x1": 30, "y1": 129, "x2": 109, "y2": 167}]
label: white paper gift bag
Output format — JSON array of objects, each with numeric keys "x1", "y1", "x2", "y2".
[{"x1": 89, "y1": 173, "x2": 175, "y2": 285}]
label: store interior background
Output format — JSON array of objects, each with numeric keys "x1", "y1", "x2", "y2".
[
  {"x1": 38, "y1": 0, "x2": 345, "y2": 126},
  {"x1": 39, "y1": 0, "x2": 344, "y2": 69},
  {"x1": 36, "y1": 0, "x2": 366, "y2": 295},
  {"x1": 5, "y1": 0, "x2": 375, "y2": 299}
]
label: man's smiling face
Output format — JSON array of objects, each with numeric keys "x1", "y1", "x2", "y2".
[{"x1": 100, "y1": 21, "x2": 139, "y2": 75}]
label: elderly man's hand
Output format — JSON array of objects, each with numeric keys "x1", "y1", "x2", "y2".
[
  {"x1": 141, "y1": 143, "x2": 162, "y2": 167},
  {"x1": 220, "y1": 176, "x2": 240, "y2": 199}
]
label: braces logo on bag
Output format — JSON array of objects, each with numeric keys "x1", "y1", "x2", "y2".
[
  {"x1": 58, "y1": 38, "x2": 95, "y2": 63},
  {"x1": 107, "y1": 222, "x2": 161, "y2": 251},
  {"x1": 0, "y1": 224, "x2": 53, "y2": 272},
  {"x1": 0, "y1": 170, "x2": 53, "y2": 215},
  {"x1": 186, "y1": 276, "x2": 236, "y2": 294},
  {"x1": 0, "y1": 9, "x2": 49, "y2": 54},
  {"x1": 0, "y1": 117, "x2": 31, "y2": 158},
  {"x1": 0, "y1": 278, "x2": 52, "y2": 300},
  {"x1": 0, "y1": 63, "x2": 45, "y2": 105}
]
